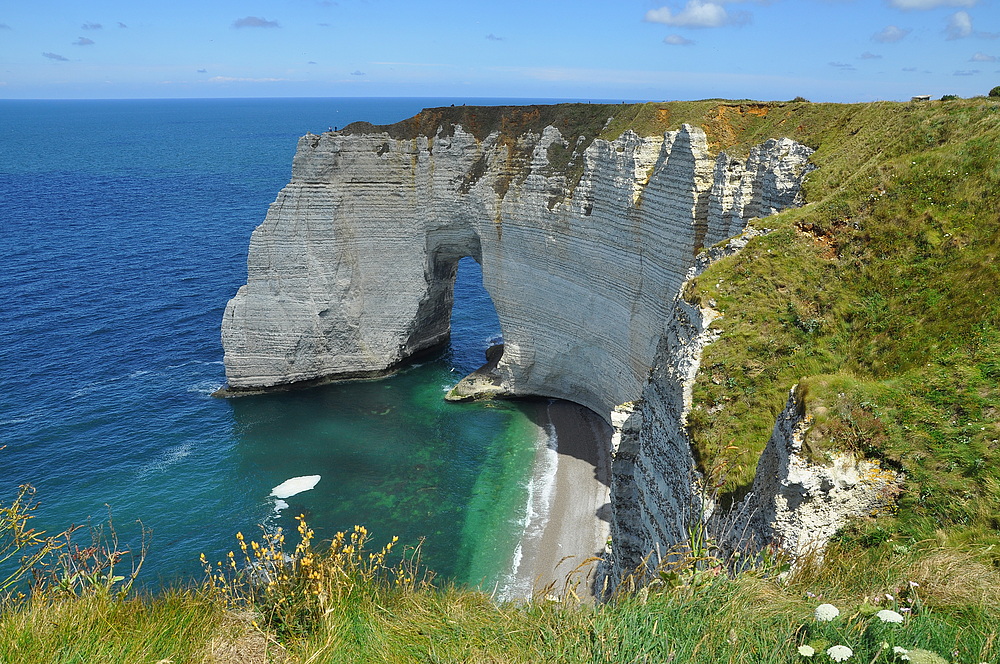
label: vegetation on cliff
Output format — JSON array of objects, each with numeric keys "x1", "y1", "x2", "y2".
[{"x1": 681, "y1": 99, "x2": 1000, "y2": 550}]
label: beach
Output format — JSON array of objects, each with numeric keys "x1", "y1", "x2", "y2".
[{"x1": 501, "y1": 399, "x2": 613, "y2": 601}]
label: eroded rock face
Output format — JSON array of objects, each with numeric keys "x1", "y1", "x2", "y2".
[
  {"x1": 222, "y1": 123, "x2": 814, "y2": 420},
  {"x1": 222, "y1": 114, "x2": 833, "y2": 583},
  {"x1": 723, "y1": 389, "x2": 904, "y2": 558}
]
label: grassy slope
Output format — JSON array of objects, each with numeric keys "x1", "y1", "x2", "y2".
[
  {"x1": 3, "y1": 99, "x2": 999, "y2": 662},
  {"x1": 678, "y1": 100, "x2": 1000, "y2": 547}
]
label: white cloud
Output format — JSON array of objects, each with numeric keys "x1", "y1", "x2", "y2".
[
  {"x1": 664, "y1": 34, "x2": 696, "y2": 45},
  {"x1": 970, "y1": 52, "x2": 997, "y2": 61},
  {"x1": 946, "y1": 11, "x2": 973, "y2": 39},
  {"x1": 887, "y1": 0, "x2": 975, "y2": 8},
  {"x1": 232, "y1": 16, "x2": 280, "y2": 29},
  {"x1": 645, "y1": 1, "x2": 750, "y2": 28},
  {"x1": 873, "y1": 25, "x2": 911, "y2": 42},
  {"x1": 73, "y1": 37, "x2": 95, "y2": 46}
]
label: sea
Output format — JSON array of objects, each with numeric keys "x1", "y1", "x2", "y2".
[{"x1": 0, "y1": 97, "x2": 590, "y2": 592}]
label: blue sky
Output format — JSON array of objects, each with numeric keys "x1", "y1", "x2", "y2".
[{"x1": 2, "y1": 0, "x2": 998, "y2": 101}]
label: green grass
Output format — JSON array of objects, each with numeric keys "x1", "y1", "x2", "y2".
[
  {"x1": 682, "y1": 99, "x2": 1000, "y2": 540},
  {"x1": 2, "y1": 541, "x2": 996, "y2": 663}
]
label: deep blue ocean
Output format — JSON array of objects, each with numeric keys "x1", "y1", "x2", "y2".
[{"x1": 0, "y1": 97, "x2": 569, "y2": 590}]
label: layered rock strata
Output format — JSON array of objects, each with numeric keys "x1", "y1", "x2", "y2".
[
  {"x1": 222, "y1": 120, "x2": 814, "y2": 419},
  {"x1": 222, "y1": 107, "x2": 839, "y2": 583}
]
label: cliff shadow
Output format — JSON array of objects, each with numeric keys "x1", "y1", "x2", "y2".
[{"x1": 525, "y1": 398, "x2": 613, "y2": 490}]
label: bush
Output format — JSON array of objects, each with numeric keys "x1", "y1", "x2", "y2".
[
  {"x1": 989, "y1": 85, "x2": 1000, "y2": 98},
  {"x1": 940, "y1": 94, "x2": 960, "y2": 101}
]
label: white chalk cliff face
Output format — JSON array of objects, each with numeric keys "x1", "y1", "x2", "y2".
[
  {"x1": 222, "y1": 122, "x2": 813, "y2": 413},
  {"x1": 222, "y1": 111, "x2": 834, "y2": 577}
]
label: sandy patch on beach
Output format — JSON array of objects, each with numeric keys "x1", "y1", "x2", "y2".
[{"x1": 501, "y1": 400, "x2": 613, "y2": 601}]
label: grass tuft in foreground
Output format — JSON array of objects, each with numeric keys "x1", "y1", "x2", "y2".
[{"x1": 2, "y1": 515, "x2": 997, "y2": 663}]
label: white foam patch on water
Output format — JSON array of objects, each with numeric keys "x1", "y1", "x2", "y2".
[
  {"x1": 136, "y1": 442, "x2": 193, "y2": 477},
  {"x1": 187, "y1": 380, "x2": 225, "y2": 396},
  {"x1": 270, "y1": 475, "x2": 321, "y2": 499},
  {"x1": 498, "y1": 411, "x2": 559, "y2": 602}
]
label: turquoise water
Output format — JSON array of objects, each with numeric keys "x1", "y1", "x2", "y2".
[{"x1": 0, "y1": 98, "x2": 563, "y2": 589}]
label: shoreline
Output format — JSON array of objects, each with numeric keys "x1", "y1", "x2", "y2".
[{"x1": 500, "y1": 399, "x2": 613, "y2": 602}]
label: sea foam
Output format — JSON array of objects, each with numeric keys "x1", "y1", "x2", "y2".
[{"x1": 270, "y1": 475, "x2": 322, "y2": 499}]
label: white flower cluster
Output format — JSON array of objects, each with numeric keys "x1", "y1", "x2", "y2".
[
  {"x1": 814, "y1": 603, "x2": 840, "y2": 621},
  {"x1": 827, "y1": 644, "x2": 854, "y2": 661},
  {"x1": 877, "y1": 609, "x2": 905, "y2": 624}
]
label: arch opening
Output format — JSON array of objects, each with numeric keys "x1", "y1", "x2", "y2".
[{"x1": 447, "y1": 256, "x2": 503, "y2": 376}]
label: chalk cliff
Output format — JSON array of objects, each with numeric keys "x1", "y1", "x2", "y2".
[
  {"x1": 222, "y1": 111, "x2": 813, "y2": 416},
  {"x1": 222, "y1": 103, "x2": 889, "y2": 581}
]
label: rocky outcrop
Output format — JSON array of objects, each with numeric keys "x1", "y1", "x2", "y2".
[
  {"x1": 221, "y1": 117, "x2": 814, "y2": 421},
  {"x1": 221, "y1": 105, "x2": 838, "y2": 583},
  {"x1": 723, "y1": 388, "x2": 904, "y2": 558}
]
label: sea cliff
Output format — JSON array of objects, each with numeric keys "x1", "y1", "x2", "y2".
[{"x1": 221, "y1": 102, "x2": 903, "y2": 584}]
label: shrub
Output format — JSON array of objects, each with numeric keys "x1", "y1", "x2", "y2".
[{"x1": 989, "y1": 85, "x2": 1000, "y2": 98}]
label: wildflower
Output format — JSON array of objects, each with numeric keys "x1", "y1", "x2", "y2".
[
  {"x1": 814, "y1": 603, "x2": 840, "y2": 621},
  {"x1": 908, "y1": 581, "x2": 919, "y2": 588},
  {"x1": 826, "y1": 645, "x2": 853, "y2": 662},
  {"x1": 877, "y1": 609, "x2": 905, "y2": 623},
  {"x1": 901, "y1": 649, "x2": 947, "y2": 664},
  {"x1": 797, "y1": 644, "x2": 816, "y2": 657},
  {"x1": 893, "y1": 646, "x2": 909, "y2": 656}
]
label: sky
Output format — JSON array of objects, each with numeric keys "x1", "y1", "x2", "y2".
[{"x1": 1, "y1": 0, "x2": 999, "y2": 102}]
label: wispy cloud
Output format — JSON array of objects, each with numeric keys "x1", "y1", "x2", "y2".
[
  {"x1": 645, "y1": 1, "x2": 750, "y2": 28},
  {"x1": 81, "y1": 22, "x2": 102, "y2": 30},
  {"x1": 953, "y1": 69, "x2": 980, "y2": 75},
  {"x1": 873, "y1": 25, "x2": 911, "y2": 42},
  {"x1": 486, "y1": 33, "x2": 503, "y2": 41},
  {"x1": 73, "y1": 37, "x2": 95, "y2": 46},
  {"x1": 860, "y1": 51, "x2": 882, "y2": 59},
  {"x1": 902, "y1": 66, "x2": 919, "y2": 71},
  {"x1": 0, "y1": 23, "x2": 11, "y2": 30},
  {"x1": 887, "y1": 0, "x2": 976, "y2": 8},
  {"x1": 197, "y1": 68, "x2": 207, "y2": 73},
  {"x1": 208, "y1": 75, "x2": 287, "y2": 82},
  {"x1": 372, "y1": 61, "x2": 453, "y2": 67},
  {"x1": 664, "y1": 34, "x2": 696, "y2": 45},
  {"x1": 829, "y1": 61, "x2": 857, "y2": 70},
  {"x1": 970, "y1": 52, "x2": 997, "y2": 61},
  {"x1": 945, "y1": 11, "x2": 972, "y2": 39},
  {"x1": 232, "y1": 16, "x2": 280, "y2": 29},
  {"x1": 350, "y1": 70, "x2": 365, "y2": 76},
  {"x1": 42, "y1": 52, "x2": 69, "y2": 61},
  {"x1": 118, "y1": 22, "x2": 127, "y2": 29}
]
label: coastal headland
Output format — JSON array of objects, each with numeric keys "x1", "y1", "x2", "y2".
[{"x1": 220, "y1": 99, "x2": 996, "y2": 595}]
